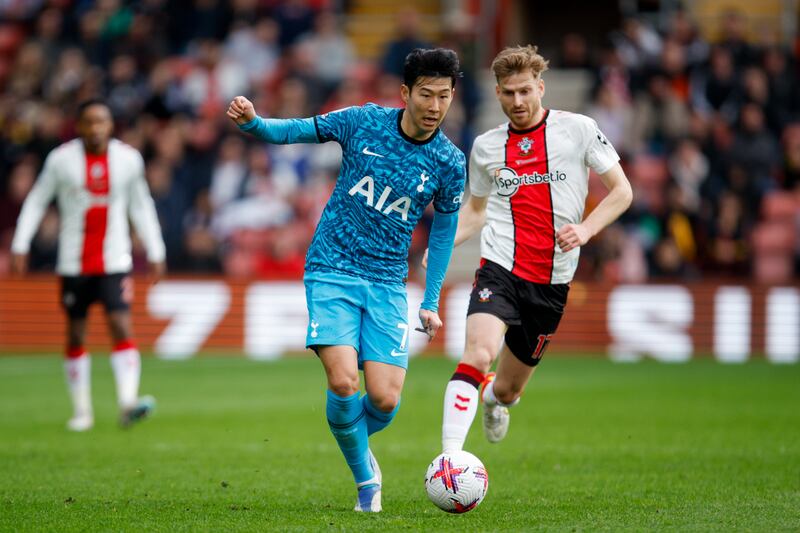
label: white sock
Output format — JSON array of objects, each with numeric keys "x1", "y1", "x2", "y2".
[
  {"x1": 64, "y1": 354, "x2": 92, "y2": 418},
  {"x1": 442, "y1": 380, "x2": 480, "y2": 453},
  {"x1": 110, "y1": 346, "x2": 141, "y2": 410},
  {"x1": 483, "y1": 380, "x2": 519, "y2": 408}
]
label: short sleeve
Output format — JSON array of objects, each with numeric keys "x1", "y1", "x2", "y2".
[
  {"x1": 468, "y1": 138, "x2": 493, "y2": 197},
  {"x1": 433, "y1": 151, "x2": 466, "y2": 214},
  {"x1": 314, "y1": 106, "x2": 363, "y2": 144},
  {"x1": 583, "y1": 118, "x2": 620, "y2": 175}
]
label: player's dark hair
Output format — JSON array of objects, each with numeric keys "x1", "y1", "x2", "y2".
[
  {"x1": 77, "y1": 98, "x2": 111, "y2": 118},
  {"x1": 403, "y1": 48, "x2": 462, "y2": 90}
]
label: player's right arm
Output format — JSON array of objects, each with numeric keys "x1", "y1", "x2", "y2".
[
  {"x1": 228, "y1": 97, "x2": 364, "y2": 148},
  {"x1": 227, "y1": 96, "x2": 319, "y2": 144},
  {"x1": 10, "y1": 153, "x2": 60, "y2": 274},
  {"x1": 225, "y1": 96, "x2": 321, "y2": 144}
]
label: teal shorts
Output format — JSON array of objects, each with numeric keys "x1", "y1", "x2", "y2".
[{"x1": 304, "y1": 270, "x2": 409, "y2": 369}]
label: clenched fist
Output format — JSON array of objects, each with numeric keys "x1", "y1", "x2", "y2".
[{"x1": 226, "y1": 96, "x2": 256, "y2": 126}]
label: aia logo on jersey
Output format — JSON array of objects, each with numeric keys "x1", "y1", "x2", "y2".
[
  {"x1": 478, "y1": 288, "x2": 492, "y2": 302},
  {"x1": 348, "y1": 175, "x2": 411, "y2": 220},
  {"x1": 493, "y1": 167, "x2": 567, "y2": 197},
  {"x1": 517, "y1": 136, "x2": 533, "y2": 155}
]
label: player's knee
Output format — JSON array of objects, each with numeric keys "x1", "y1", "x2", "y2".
[
  {"x1": 328, "y1": 375, "x2": 359, "y2": 397},
  {"x1": 462, "y1": 344, "x2": 494, "y2": 373},
  {"x1": 494, "y1": 384, "x2": 522, "y2": 405},
  {"x1": 369, "y1": 391, "x2": 400, "y2": 413},
  {"x1": 108, "y1": 318, "x2": 131, "y2": 342}
]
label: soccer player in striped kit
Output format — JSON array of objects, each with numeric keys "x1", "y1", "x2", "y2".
[
  {"x1": 436, "y1": 45, "x2": 633, "y2": 452},
  {"x1": 11, "y1": 100, "x2": 166, "y2": 432}
]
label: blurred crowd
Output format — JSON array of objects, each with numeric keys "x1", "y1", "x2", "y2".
[{"x1": 0, "y1": 2, "x2": 797, "y2": 283}]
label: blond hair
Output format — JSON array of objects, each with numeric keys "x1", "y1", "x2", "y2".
[{"x1": 491, "y1": 45, "x2": 549, "y2": 81}]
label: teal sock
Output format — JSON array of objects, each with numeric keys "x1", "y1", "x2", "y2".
[
  {"x1": 361, "y1": 394, "x2": 400, "y2": 436},
  {"x1": 326, "y1": 390, "x2": 374, "y2": 484}
]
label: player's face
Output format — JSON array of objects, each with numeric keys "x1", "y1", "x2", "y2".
[
  {"x1": 77, "y1": 104, "x2": 113, "y2": 153},
  {"x1": 400, "y1": 77, "x2": 454, "y2": 140},
  {"x1": 496, "y1": 70, "x2": 545, "y2": 130}
]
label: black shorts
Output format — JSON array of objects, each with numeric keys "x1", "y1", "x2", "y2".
[
  {"x1": 467, "y1": 260, "x2": 569, "y2": 366},
  {"x1": 60, "y1": 273, "x2": 133, "y2": 319}
]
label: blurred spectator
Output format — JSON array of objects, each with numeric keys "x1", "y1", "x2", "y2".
[
  {"x1": 729, "y1": 103, "x2": 781, "y2": 204},
  {"x1": 298, "y1": 11, "x2": 355, "y2": 97},
  {"x1": 30, "y1": 7, "x2": 67, "y2": 72},
  {"x1": 611, "y1": 18, "x2": 662, "y2": 74},
  {"x1": 147, "y1": 157, "x2": 188, "y2": 268},
  {"x1": 183, "y1": 190, "x2": 222, "y2": 272},
  {"x1": 781, "y1": 124, "x2": 800, "y2": 191},
  {"x1": 380, "y1": 7, "x2": 432, "y2": 77},
  {"x1": 225, "y1": 18, "x2": 280, "y2": 86},
  {"x1": 668, "y1": 138, "x2": 709, "y2": 214},
  {"x1": 718, "y1": 9, "x2": 756, "y2": 67},
  {"x1": 0, "y1": 160, "x2": 35, "y2": 249},
  {"x1": 700, "y1": 190, "x2": 750, "y2": 276},
  {"x1": 210, "y1": 134, "x2": 248, "y2": 210},
  {"x1": 762, "y1": 46, "x2": 800, "y2": 131},
  {"x1": 45, "y1": 47, "x2": 90, "y2": 105},
  {"x1": 556, "y1": 33, "x2": 592, "y2": 70},
  {"x1": 690, "y1": 46, "x2": 739, "y2": 122},
  {"x1": 181, "y1": 39, "x2": 248, "y2": 118},
  {"x1": 107, "y1": 54, "x2": 148, "y2": 124},
  {"x1": 631, "y1": 73, "x2": 690, "y2": 154},
  {"x1": 273, "y1": 0, "x2": 316, "y2": 50},
  {"x1": 666, "y1": 10, "x2": 708, "y2": 69},
  {"x1": 587, "y1": 83, "x2": 634, "y2": 157}
]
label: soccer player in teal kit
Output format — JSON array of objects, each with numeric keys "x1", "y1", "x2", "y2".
[{"x1": 228, "y1": 48, "x2": 466, "y2": 512}]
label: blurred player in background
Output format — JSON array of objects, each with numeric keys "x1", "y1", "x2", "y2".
[
  {"x1": 228, "y1": 48, "x2": 466, "y2": 512},
  {"x1": 11, "y1": 100, "x2": 166, "y2": 432},
  {"x1": 432, "y1": 45, "x2": 633, "y2": 452}
]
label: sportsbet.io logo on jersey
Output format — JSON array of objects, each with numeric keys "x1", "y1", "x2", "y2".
[{"x1": 493, "y1": 167, "x2": 567, "y2": 197}]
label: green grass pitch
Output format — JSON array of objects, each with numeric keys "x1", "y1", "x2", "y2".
[{"x1": 0, "y1": 355, "x2": 798, "y2": 532}]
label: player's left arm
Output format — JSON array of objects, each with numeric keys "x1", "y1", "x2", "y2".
[
  {"x1": 419, "y1": 209, "x2": 459, "y2": 338},
  {"x1": 419, "y1": 156, "x2": 467, "y2": 339},
  {"x1": 556, "y1": 162, "x2": 633, "y2": 253},
  {"x1": 128, "y1": 154, "x2": 167, "y2": 278}
]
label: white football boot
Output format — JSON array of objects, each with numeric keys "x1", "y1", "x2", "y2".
[
  {"x1": 481, "y1": 373, "x2": 510, "y2": 443},
  {"x1": 354, "y1": 448, "x2": 382, "y2": 512},
  {"x1": 67, "y1": 414, "x2": 94, "y2": 432}
]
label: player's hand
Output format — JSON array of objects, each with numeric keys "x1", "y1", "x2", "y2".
[
  {"x1": 226, "y1": 96, "x2": 256, "y2": 126},
  {"x1": 421, "y1": 248, "x2": 429, "y2": 269},
  {"x1": 11, "y1": 253, "x2": 28, "y2": 276},
  {"x1": 556, "y1": 223, "x2": 592, "y2": 253},
  {"x1": 417, "y1": 308, "x2": 442, "y2": 341},
  {"x1": 148, "y1": 261, "x2": 166, "y2": 282}
]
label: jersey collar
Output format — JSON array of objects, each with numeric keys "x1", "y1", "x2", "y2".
[{"x1": 508, "y1": 109, "x2": 549, "y2": 134}]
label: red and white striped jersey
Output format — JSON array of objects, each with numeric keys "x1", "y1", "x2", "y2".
[
  {"x1": 11, "y1": 139, "x2": 165, "y2": 276},
  {"x1": 469, "y1": 109, "x2": 619, "y2": 284}
]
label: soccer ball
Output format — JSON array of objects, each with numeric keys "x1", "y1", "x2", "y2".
[{"x1": 424, "y1": 450, "x2": 489, "y2": 513}]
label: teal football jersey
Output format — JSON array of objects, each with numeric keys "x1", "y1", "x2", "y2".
[{"x1": 307, "y1": 104, "x2": 466, "y2": 284}]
